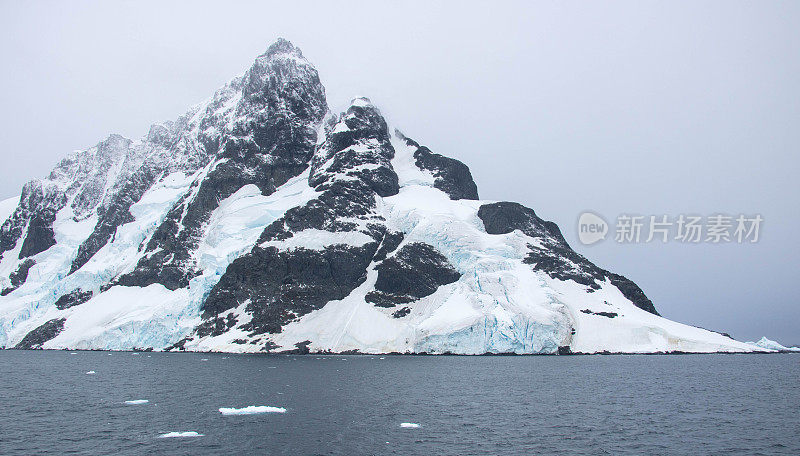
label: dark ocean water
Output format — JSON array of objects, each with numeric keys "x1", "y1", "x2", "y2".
[{"x1": 0, "y1": 351, "x2": 797, "y2": 455}]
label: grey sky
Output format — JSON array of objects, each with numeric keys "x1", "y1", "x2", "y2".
[{"x1": 1, "y1": 1, "x2": 797, "y2": 343}]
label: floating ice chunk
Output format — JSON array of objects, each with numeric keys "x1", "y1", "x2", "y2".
[
  {"x1": 86, "y1": 371, "x2": 96, "y2": 375},
  {"x1": 124, "y1": 400, "x2": 149, "y2": 405},
  {"x1": 379, "y1": 357, "x2": 385, "y2": 360},
  {"x1": 70, "y1": 352, "x2": 77, "y2": 355},
  {"x1": 158, "y1": 431, "x2": 203, "y2": 438},
  {"x1": 400, "y1": 422, "x2": 421, "y2": 428},
  {"x1": 219, "y1": 405, "x2": 286, "y2": 415}
]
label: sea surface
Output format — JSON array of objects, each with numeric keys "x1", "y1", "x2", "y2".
[{"x1": 0, "y1": 350, "x2": 797, "y2": 455}]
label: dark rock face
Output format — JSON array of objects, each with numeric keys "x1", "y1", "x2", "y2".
[
  {"x1": 366, "y1": 242, "x2": 461, "y2": 308},
  {"x1": 477, "y1": 201, "x2": 659, "y2": 315},
  {"x1": 373, "y1": 231, "x2": 404, "y2": 262},
  {"x1": 392, "y1": 306, "x2": 411, "y2": 318},
  {"x1": 605, "y1": 273, "x2": 658, "y2": 315},
  {"x1": 200, "y1": 99, "x2": 397, "y2": 336},
  {"x1": 18, "y1": 211, "x2": 59, "y2": 259},
  {"x1": 580, "y1": 309, "x2": 618, "y2": 318},
  {"x1": 1, "y1": 259, "x2": 36, "y2": 296},
  {"x1": 478, "y1": 202, "x2": 564, "y2": 240},
  {"x1": 54, "y1": 289, "x2": 94, "y2": 310},
  {"x1": 205, "y1": 244, "x2": 379, "y2": 334},
  {"x1": 195, "y1": 312, "x2": 238, "y2": 338},
  {"x1": 14, "y1": 318, "x2": 65, "y2": 349},
  {"x1": 116, "y1": 40, "x2": 329, "y2": 290},
  {"x1": 0, "y1": 181, "x2": 66, "y2": 261},
  {"x1": 310, "y1": 100, "x2": 399, "y2": 198},
  {"x1": 397, "y1": 132, "x2": 478, "y2": 200}
]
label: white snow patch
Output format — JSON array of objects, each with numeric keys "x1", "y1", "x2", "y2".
[
  {"x1": 350, "y1": 97, "x2": 372, "y2": 108},
  {"x1": 0, "y1": 196, "x2": 18, "y2": 224},
  {"x1": 195, "y1": 171, "x2": 318, "y2": 275},
  {"x1": 261, "y1": 229, "x2": 373, "y2": 251},
  {"x1": 390, "y1": 131, "x2": 435, "y2": 188}
]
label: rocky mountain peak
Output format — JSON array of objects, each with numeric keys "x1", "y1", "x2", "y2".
[
  {"x1": 243, "y1": 39, "x2": 324, "y2": 105},
  {"x1": 261, "y1": 37, "x2": 303, "y2": 59}
]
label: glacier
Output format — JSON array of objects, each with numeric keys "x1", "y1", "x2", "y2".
[{"x1": 0, "y1": 39, "x2": 769, "y2": 355}]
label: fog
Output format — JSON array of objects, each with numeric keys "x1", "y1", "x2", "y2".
[{"x1": 1, "y1": 1, "x2": 797, "y2": 343}]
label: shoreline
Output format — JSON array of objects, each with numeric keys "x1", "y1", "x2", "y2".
[{"x1": 2, "y1": 347, "x2": 792, "y2": 356}]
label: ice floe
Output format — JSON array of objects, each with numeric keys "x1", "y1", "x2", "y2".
[
  {"x1": 219, "y1": 405, "x2": 286, "y2": 415},
  {"x1": 400, "y1": 422, "x2": 421, "y2": 428},
  {"x1": 85, "y1": 371, "x2": 96, "y2": 375},
  {"x1": 124, "y1": 400, "x2": 149, "y2": 405},
  {"x1": 158, "y1": 431, "x2": 203, "y2": 438}
]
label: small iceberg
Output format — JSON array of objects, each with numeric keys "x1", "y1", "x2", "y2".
[
  {"x1": 747, "y1": 336, "x2": 800, "y2": 352},
  {"x1": 124, "y1": 400, "x2": 149, "y2": 405},
  {"x1": 86, "y1": 371, "x2": 96, "y2": 375},
  {"x1": 158, "y1": 431, "x2": 203, "y2": 438},
  {"x1": 400, "y1": 422, "x2": 421, "y2": 428},
  {"x1": 219, "y1": 405, "x2": 286, "y2": 415},
  {"x1": 201, "y1": 358, "x2": 209, "y2": 361}
]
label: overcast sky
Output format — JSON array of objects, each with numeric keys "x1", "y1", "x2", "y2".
[{"x1": 1, "y1": 1, "x2": 797, "y2": 343}]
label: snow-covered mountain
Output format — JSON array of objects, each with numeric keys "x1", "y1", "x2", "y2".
[{"x1": 0, "y1": 39, "x2": 765, "y2": 354}]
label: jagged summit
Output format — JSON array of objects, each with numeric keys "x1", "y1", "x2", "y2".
[
  {"x1": 261, "y1": 37, "x2": 303, "y2": 58},
  {"x1": 0, "y1": 40, "x2": 765, "y2": 354}
]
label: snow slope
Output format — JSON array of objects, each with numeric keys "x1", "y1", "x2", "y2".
[{"x1": 0, "y1": 196, "x2": 17, "y2": 224}]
